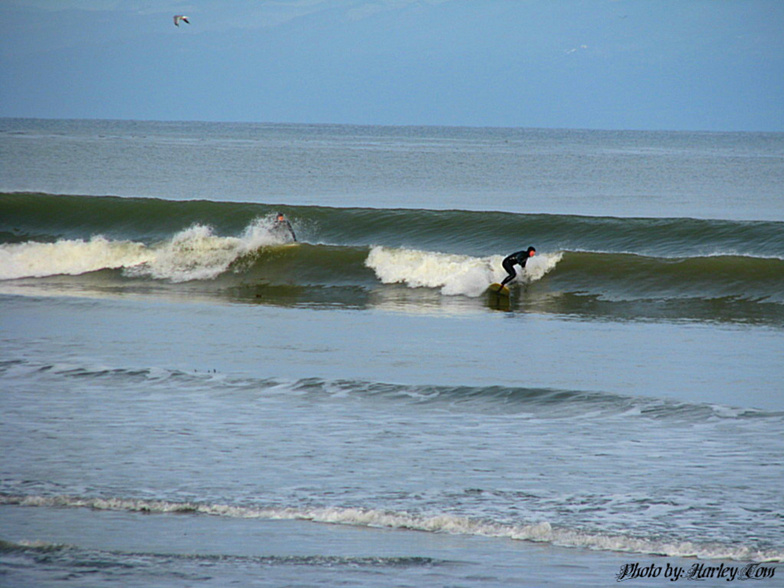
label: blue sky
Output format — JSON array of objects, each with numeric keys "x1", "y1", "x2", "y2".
[{"x1": 1, "y1": 0, "x2": 783, "y2": 131}]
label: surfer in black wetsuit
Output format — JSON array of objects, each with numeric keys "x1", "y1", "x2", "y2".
[
  {"x1": 273, "y1": 212, "x2": 297, "y2": 242},
  {"x1": 500, "y1": 246, "x2": 536, "y2": 288}
]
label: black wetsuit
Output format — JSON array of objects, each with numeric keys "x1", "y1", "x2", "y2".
[
  {"x1": 500, "y1": 249, "x2": 532, "y2": 287},
  {"x1": 273, "y1": 219, "x2": 297, "y2": 242}
]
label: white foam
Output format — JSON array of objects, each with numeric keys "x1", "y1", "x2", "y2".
[
  {"x1": 124, "y1": 224, "x2": 241, "y2": 282},
  {"x1": 365, "y1": 246, "x2": 562, "y2": 297},
  {"x1": 3, "y1": 494, "x2": 780, "y2": 562},
  {"x1": 0, "y1": 216, "x2": 293, "y2": 283},
  {"x1": 0, "y1": 236, "x2": 151, "y2": 280}
]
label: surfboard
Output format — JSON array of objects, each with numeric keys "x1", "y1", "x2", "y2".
[{"x1": 488, "y1": 283, "x2": 510, "y2": 296}]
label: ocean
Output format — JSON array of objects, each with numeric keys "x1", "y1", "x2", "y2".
[{"x1": 1, "y1": 118, "x2": 782, "y2": 587}]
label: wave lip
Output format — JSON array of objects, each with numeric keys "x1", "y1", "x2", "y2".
[{"x1": 2, "y1": 494, "x2": 780, "y2": 562}]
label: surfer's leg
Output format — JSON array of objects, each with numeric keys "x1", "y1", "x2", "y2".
[{"x1": 500, "y1": 259, "x2": 516, "y2": 287}]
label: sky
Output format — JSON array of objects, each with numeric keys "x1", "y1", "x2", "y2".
[{"x1": 1, "y1": 0, "x2": 783, "y2": 132}]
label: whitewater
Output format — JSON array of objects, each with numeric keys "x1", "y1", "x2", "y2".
[{"x1": 0, "y1": 212, "x2": 563, "y2": 295}]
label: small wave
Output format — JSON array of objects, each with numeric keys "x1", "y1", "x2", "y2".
[
  {"x1": 548, "y1": 251, "x2": 784, "y2": 304},
  {"x1": 286, "y1": 377, "x2": 782, "y2": 421},
  {"x1": 0, "y1": 539, "x2": 69, "y2": 553},
  {"x1": 2, "y1": 494, "x2": 780, "y2": 562}
]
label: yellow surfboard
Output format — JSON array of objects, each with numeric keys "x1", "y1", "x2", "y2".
[{"x1": 488, "y1": 283, "x2": 510, "y2": 296}]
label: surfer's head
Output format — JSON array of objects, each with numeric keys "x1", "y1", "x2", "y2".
[
  {"x1": 527, "y1": 246, "x2": 536, "y2": 257},
  {"x1": 276, "y1": 212, "x2": 285, "y2": 221}
]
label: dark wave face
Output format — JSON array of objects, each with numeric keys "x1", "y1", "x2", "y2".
[{"x1": 2, "y1": 192, "x2": 783, "y2": 324}]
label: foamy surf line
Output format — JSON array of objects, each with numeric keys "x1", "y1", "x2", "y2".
[{"x1": 2, "y1": 494, "x2": 780, "y2": 562}]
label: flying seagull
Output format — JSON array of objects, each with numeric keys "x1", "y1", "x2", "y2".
[{"x1": 173, "y1": 15, "x2": 190, "y2": 27}]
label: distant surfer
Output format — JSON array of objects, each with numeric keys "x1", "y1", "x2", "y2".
[
  {"x1": 499, "y1": 247, "x2": 536, "y2": 288},
  {"x1": 273, "y1": 212, "x2": 297, "y2": 242}
]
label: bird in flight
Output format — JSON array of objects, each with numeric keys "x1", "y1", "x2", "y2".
[{"x1": 173, "y1": 15, "x2": 190, "y2": 27}]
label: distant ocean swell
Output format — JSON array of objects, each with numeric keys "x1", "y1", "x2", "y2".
[
  {"x1": 2, "y1": 193, "x2": 783, "y2": 322},
  {"x1": 1, "y1": 494, "x2": 781, "y2": 562}
]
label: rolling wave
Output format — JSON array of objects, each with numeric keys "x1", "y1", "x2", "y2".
[{"x1": 2, "y1": 193, "x2": 783, "y2": 323}]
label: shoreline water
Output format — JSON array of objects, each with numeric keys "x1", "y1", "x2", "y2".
[{"x1": 2, "y1": 504, "x2": 779, "y2": 588}]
